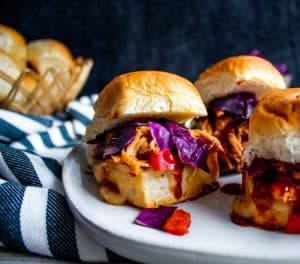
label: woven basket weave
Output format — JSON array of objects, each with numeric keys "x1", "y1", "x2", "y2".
[{"x1": 0, "y1": 57, "x2": 93, "y2": 114}]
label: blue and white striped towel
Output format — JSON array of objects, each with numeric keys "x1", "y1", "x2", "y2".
[{"x1": 0, "y1": 95, "x2": 129, "y2": 262}]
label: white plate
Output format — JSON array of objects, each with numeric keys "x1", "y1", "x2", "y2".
[{"x1": 63, "y1": 144, "x2": 300, "y2": 264}]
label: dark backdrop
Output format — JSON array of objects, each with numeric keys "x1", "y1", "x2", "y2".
[{"x1": 1, "y1": 0, "x2": 300, "y2": 95}]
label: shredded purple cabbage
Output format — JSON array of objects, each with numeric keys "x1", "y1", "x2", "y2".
[
  {"x1": 249, "y1": 49, "x2": 261, "y2": 57},
  {"x1": 88, "y1": 120, "x2": 209, "y2": 170},
  {"x1": 209, "y1": 92, "x2": 257, "y2": 118},
  {"x1": 134, "y1": 206, "x2": 177, "y2": 229},
  {"x1": 274, "y1": 64, "x2": 290, "y2": 75},
  {"x1": 148, "y1": 121, "x2": 173, "y2": 151},
  {"x1": 87, "y1": 126, "x2": 136, "y2": 159},
  {"x1": 167, "y1": 122, "x2": 208, "y2": 170},
  {"x1": 103, "y1": 126, "x2": 136, "y2": 158},
  {"x1": 249, "y1": 50, "x2": 290, "y2": 76}
]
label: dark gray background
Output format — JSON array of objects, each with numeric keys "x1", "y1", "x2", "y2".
[{"x1": 1, "y1": 0, "x2": 299, "y2": 95}]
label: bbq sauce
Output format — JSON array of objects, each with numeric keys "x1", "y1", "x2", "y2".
[
  {"x1": 186, "y1": 182, "x2": 220, "y2": 201},
  {"x1": 220, "y1": 183, "x2": 242, "y2": 195},
  {"x1": 173, "y1": 173, "x2": 182, "y2": 199},
  {"x1": 203, "y1": 181, "x2": 220, "y2": 195},
  {"x1": 231, "y1": 164, "x2": 300, "y2": 231}
]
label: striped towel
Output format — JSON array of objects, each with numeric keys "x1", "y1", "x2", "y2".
[{"x1": 0, "y1": 95, "x2": 129, "y2": 262}]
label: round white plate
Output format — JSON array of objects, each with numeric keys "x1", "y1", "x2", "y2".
[{"x1": 63, "y1": 144, "x2": 300, "y2": 264}]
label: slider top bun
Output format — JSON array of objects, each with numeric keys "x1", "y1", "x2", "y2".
[
  {"x1": 85, "y1": 71, "x2": 207, "y2": 141},
  {"x1": 27, "y1": 39, "x2": 76, "y2": 74},
  {"x1": 244, "y1": 88, "x2": 300, "y2": 165},
  {"x1": 0, "y1": 24, "x2": 26, "y2": 70},
  {"x1": 195, "y1": 55, "x2": 286, "y2": 104}
]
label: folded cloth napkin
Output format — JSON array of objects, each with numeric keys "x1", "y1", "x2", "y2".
[{"x1": 0, "y1": 95, "x2": 129, "y2": 262}]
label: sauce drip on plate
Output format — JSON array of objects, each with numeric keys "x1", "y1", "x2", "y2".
[{"x1": 220, "y1": 183, "x2": 242, "y2": 195}]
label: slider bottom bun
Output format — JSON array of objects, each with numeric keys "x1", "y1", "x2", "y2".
[
  {"x1": 233, "y1": 169, "x2": 293, "y2": 230},
  {"x1": 89, "y1": 152, "x2": 217, "y2": 208}
]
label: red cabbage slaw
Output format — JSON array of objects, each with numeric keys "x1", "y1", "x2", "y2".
[
  {"x1": 249, "y1": 49, "x2": 290, "y2": 76},
  {"x1": 87, "y1": 120, "x2": 209, "y2": 170},
  {"x1": 135, "y1": 206, "x2": 177, "y2": 229},
  {"x1": 134, "y1": 206, "x2": 191, "y2": 235},
  {"x1": 208, "y1": 92, "x2": 257, "y2": 118}
]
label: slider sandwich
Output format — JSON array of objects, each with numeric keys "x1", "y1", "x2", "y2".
[
  {"x1": 85, "y1": 71, "x2": 225, "y2": 208},
  {"x1": 194, "y1": 56, "x2": 286, "y2": 174},
  {"x1": 233, "y1": 89, "x2": 300, "y2": 230}
]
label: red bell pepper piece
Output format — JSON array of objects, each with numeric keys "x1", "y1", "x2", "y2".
[
  {"x1": 286, "y1": 214, "x2": 300, "y2": 234},
  {"x1": 163, "y1": 209, "x2": 191, "y2": 235},
  {"x1": 150, "y1": 150, "x2": 176, "y2": 172}
]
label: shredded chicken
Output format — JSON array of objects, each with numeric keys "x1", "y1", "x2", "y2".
[
  {"x1": 189, "y1": 129, "x2": 224, "y2": 152},
  {"x1": 107, "y1": 126, "x2": 155, "y2": 176},
  {"x1": 197, "y1": 109, "x2": 249, "y2": 173},
  {"x1": 190, "y1": 129, "x2": 225, "y2": 181},
  {"x1": 101, "y1": 124, "x2": 225, "y2": 178},
  {"x1": 206, "y1": 152, "x2": 220, "y2": 182},
  {"x1": 120, "y1": 150, "x2": 141, "y2": 176},
  {"x1": 125, "y1": 126, "x2": 151, "y2": 156},
  {"x1": 125, "y1": 126, "x2": 155, "y2": 175}
]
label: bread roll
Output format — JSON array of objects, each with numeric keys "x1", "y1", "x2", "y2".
[
  {"x1": 0, "y1": 50, "x2": 21, "y2": 100},
  {"x1": 85, "y1": 71, "x2": 207, "y2": 141},
  {"x1": 89, "y1": 149, "x2": 217, "y2": 208},
  {"x1": 0, "y1": 24, "x2": 26, "y2": 71},
  {"x1": 244, "y1": 88, "x2": 300, "y2": 165},
  {"x1": 27, "y1": 39, "x2": 75, "y2": 75},
  {"x1": 195, "y1": 55, "x2": 286, "y2": 104}
]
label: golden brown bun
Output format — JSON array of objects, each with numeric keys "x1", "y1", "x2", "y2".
[
  {"x1": 27, "y1": 39, "x2": 76, "y2": 75},
  {"x1": 85, "y1": 71, "x2": 207, "y2": 141},
  {"x1": 195, "y1": 56, "x2": 286, "y2": 104},
  {"x1": 0, "y1": 50, "x2": 21, "y2": 100},
  {"x1": 87, "y1": 145, "x2": 217, "y2": 208},
  {"x1": 0, "y1": 24, "x2": 26, "y2": 70},
  {"x1": 244, "y1": 88, "x2": 300, "y2": 165}
]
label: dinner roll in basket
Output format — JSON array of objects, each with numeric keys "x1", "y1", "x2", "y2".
[
  {"x1": 0, "y1": 49, "x2": 21, "y2": 101},
  {"x1": 0, "y1": 24, "x2": 26, "y2": 71}
]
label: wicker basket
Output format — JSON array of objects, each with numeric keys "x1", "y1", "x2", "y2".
[{"x1": 0, "y1": 57, "x2": 93, "y2": 114}]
